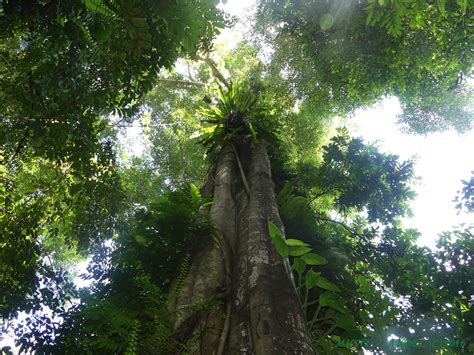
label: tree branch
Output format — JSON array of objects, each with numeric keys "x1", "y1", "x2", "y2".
[
  {"x1": 316, "y1": 215, "x2": 369, "y2": 242},
  {"x1": 156, "y1": 79, "x2": 206, "y2": 87},
  {"x1": 308, "y1": 186, "x2": 335, "y2": 204},
  {"x1": 196, "y1": 55, "x2": 231, "y2": 89}
]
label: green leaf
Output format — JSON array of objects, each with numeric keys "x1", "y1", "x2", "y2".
[
  {"x1": 301, "y1": 253, "x2": 328, "y2": 265},
  {"x1": 436, "y1": 0, "x2": 446, "y2": 15},
  {"x1": 189, "y1": 183, "x2": 201, "y2": 207},
  {"x1": 456, "y1": 0, "x2": 467, "y2": 13},
  {"x1": 334, "y1": 314, "x2": 358, "y2": 330},
  {"x1": 304, "y1": 270, "x2": 321, "y2": 289},
  {"x1": 268, "y1": 221, "x2": 289, "y2": 257},
  {"x1": 366, "y1": 3, "x2": 374, "y2": 26},
  {"x1": 289, "y1": 246, "x2": 312, "y2": 257},
  {"x1": 293, "y1": 258, "x2": 306, "y2": 274},
  {"x1": 0, "y1": 164, "x2": 7, "y2": 176},
  {"x1": 314, "y1": 276, "x2": 341, "y2": 292},
  {"x1": 82, "y1": 0, "x2": 114, "y2": 16},
  {"x1": 285, "y1": 239, "x2": 310, "y2": 247},
  {"x1": 319, "y1": 292, "x2": 346, "y2": 314},
  {"x1": 247, "y1": 122, "x2": 257, "y2": 143},
  {"x1": 356, "y1": 275, "x2": 370, "y2": 294}
]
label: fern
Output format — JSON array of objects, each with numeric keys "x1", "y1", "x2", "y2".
[
  {"x1": 82, "y1": 0, "x2": 116, "y2": 17},
  {"x1": 277, "y1": 182, "x2": 312, "y2": 220},
  {"x1": 78, "y1": 23, "x2": 97, "y2": 49},
  {"x1": 124, "y1": 320, "x2": 140, "y2": 355},
  {"x1": 196, "y1": 82, "x2": 279, "y2": 153}
]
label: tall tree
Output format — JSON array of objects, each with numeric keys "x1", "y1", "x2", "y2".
[{"x1": 1, "y1": 1, "x2": 473, "y2": 354}]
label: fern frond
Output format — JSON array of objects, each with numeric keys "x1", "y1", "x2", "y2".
[
  {"x1": 170, "y1": 253, "x2": 191, "y2": 300},
  {"x1": 82, "y1": 0, "x2": 115, "y2": 17}
]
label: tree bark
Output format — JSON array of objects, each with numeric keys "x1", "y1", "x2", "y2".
[{"x1": 171, "y1": 142, "x2": 313, "y2": 354}]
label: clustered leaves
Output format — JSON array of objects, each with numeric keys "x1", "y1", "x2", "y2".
[
  {"x1": 315, "y1": 128, "x2": 415, "y2": 223},
  {"x1": 454, "y1": 170, "x2": 474, "y2": 213},
  {"x1": 0, "y1": 152, "x2": 120, "y2": 319},
  {"x1": 195, "y1": 83, "x2": 278, "y2": 152},
  {"x1": 256, "y1": 0, "x2": 473, "y2": 133}
]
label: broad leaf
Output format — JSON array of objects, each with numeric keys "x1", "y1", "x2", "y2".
[
  {"x1": 268, "y1": 221, "x2": 289, "y2": 257},
  {"x1": 334, "y1": 314, "x2": 358, "y2": 331},
  {"x1": 304, "y1": 270, "x2": 321, "y2": 289},
  {"x1": 301, "y1": 253, "x2": 328, "y2": 265},
  {"x1": 319, "y1": 292, "x2": 346, "y2": 314},
  {"x1": 314, "y1": 276, "x2": 340, "y2": 292},
  {"x1": 285, "y1": 239, "x2": 310, "y2": 247},
  {"x1": 293, "y1": 258, "x2": 306, "y2": 274},
  {"x1": 289, "y1": 246, "x2": 312, "y2": 257}
]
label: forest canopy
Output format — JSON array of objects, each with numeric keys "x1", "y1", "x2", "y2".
[{"x1": 0, "y1": 0, "x2": 473, "y2": 354}]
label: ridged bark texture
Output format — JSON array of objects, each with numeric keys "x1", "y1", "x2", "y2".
[{"x1": 171, "y1": 142, "x2": 313, "y2": 354}]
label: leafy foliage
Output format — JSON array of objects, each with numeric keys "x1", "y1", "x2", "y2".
[
  {"x1": 1, "y1": 1, "x2": 473, "y2": 353},
  {"x1": 13, "y1": 189, "x2": 214, "y2": 354},
  {"x1": 314, "y1": 128, "x2": 416, "y2": 223},
  {"x1": 268, "y1": 132, "x2": 473, "y2": 353},
  {"x1": 0, "y1": 0, "x2": 224, "y2": 322},
  {"x1": 1, "y1": 0, "x2": 224, "y2": 166},
  {"x1": 454, "y1": 171, "x2": 474, "y2": 213},
  {"x1": 0, "y1": 152, "x2": 120, "y2": 319},
  {"x1": 195, "y1": 83, "x2": 279, "y2": 152},
  {"x1": 256, "y1": 0, "x2": 473, "y2": 133}
]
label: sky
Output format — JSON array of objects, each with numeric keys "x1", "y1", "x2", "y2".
[{"x1": 348, "y1": 98, "x2": 474, "y2": 247}]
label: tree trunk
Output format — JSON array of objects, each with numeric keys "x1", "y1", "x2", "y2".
[{"x1": 170, "y1": 141, "x2": 313, "y2": 354}]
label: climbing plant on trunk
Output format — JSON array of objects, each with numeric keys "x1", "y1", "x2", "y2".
[{"x1": 166, "y1": 83, "x2": 311, "y2": 353}]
